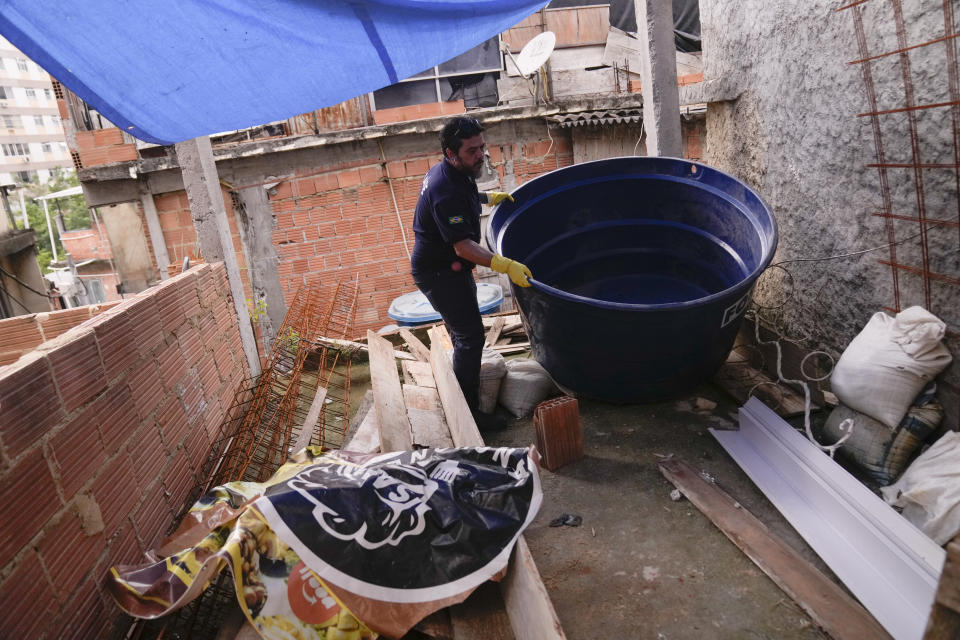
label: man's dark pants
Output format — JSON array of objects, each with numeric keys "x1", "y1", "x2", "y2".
[{"x1": 414, "y1": 269, "x2": 484, "y2": 411}]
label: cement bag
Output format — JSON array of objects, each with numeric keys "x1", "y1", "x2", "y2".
[
  {"x1": 478, "y1": 348, "x2": 507, "y2": 414},
  {"x1": 822, "y1": 383, "x2": 942, "y2": 485},
  {"x1": 831, "y1": 306, "x2": 952, "y2": 428},
  {"x1": 498, "y1": 358, "x2": 558, "y2": 418},
  {"x1": 882, "y1": 431, "x2": 960, "y2": 545}
]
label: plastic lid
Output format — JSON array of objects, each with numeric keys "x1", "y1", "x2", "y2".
[{"x1": 388, "y1": 283, "x2": 503, "y2": 323}]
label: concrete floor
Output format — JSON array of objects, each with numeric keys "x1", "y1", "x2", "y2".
[{"x1": 484, "y1": 384, "x2": 833, "y2": 640}]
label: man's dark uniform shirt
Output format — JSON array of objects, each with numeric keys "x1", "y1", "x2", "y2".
[{"x1": 411, "y1": 160, "x2": 482, "y2": 275}]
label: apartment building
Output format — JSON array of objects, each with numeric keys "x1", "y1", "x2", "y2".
[{"x1": 0, "y1": 35, "x2": 70, "y2": 185}]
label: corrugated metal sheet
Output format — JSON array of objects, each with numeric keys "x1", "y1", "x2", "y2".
[{"x1": 286, "y1": 95, "x2": 372, "y2": 136}]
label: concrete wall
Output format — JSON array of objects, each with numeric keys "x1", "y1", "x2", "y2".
[
  {"x1": 700, "y1": 0, "x2": 960, "y2": 428},
  {"x1": 99, "y1": 202, "x2": 155, "y2": 293},
  {"x1": 0, "y1": 263, "x2": 248, "y2": 639}
]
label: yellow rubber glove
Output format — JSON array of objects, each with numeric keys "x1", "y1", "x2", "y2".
[
  {"x1": 490, "y1": 254, "x2": 532, "y2": 287},
  {"x1": 486, "y1": 191, "x2": 514, "y2": 206}
]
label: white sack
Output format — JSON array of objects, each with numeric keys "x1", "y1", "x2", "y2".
[
  {"x1": 882, "y1": 431, "x2": 960, "y2": 545},
  {"x1": 831, "y1": 306, "x2": 952, "y2": 429},
  {"x1": 498, "y1": 358, "x2": 557, "y2": 418},
  {"x1": 478, "y1": 348, "x2": 507, "y2": 414}
]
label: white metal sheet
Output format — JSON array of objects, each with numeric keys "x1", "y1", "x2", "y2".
[{"x1": 711, "y1": 397, "x2": 945, "y2": 640}]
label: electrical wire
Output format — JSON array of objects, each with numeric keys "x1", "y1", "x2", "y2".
[
  {"x1": 0, "y1": 278, "x2": 33, "y2": 314},
  {"x1": 0, "y1": 263, "x2": 54, "y2": 298}
]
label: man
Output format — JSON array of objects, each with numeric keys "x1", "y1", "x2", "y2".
[{"x1": 411, "y1": 116, "x2": 533, "y2": 430}]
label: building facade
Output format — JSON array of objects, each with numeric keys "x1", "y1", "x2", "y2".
[{"x1": 0, "y1": 35, "x2": 70, "y2": 185}]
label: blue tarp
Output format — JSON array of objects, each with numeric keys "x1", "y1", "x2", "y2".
[{"x1": 0, "y1": 0, "x2": 547, "y2": 145}]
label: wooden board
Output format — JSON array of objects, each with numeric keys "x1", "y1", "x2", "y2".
[
  {"x1": 659, "y1": 457, "x2": 890, "y2": 640},
  {"x1": 316, "y1": 336, "x2": 417, "y2": 361},
  {"x1": 402, "y1": 359, "x2": 437, "y2": 388},
  {"x1": 428, "y1": 327, "x2": 483, "y2": 448},
  {"x1": 367, "y1": 330, "x2": 413, "y2": 451},
  {"x1": 428, "y1": 325, "x2": 566, "y2": 640},
  {"x1": 713, "y1": 359, "x2": 810, "y2": 418},
  {"x1": 491, "y1": 342, "x2": 530, "y2": 355},
  {"x1": 399, "y1": 327, "x2": 432, "y2": 362},
  {"x1": 344, "y1": 403, "x2": 380, "y2": 454},
  {"x1": 484, "y1": 317, "x2": 506, "y2": 347},
  {"x1": 432, "y1": 324, "x2": 454, "y2": 351},
  {"x1": 291, "y1": 385, "x2": 327, "y2": 452},
  {"x1": 342, "y1": 389, "x2": 373, "y2": 447},
  {"x1": 404, "y1": 384, "x2": 454, "y2": 449}
]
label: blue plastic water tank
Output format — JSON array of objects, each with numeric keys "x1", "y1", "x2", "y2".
[
  {"x1": 388, "y1": 283, "x2": 504, "y2": 326},
  {"x1": 486, "y1": 157, "x2": 777, "y2": 402}
]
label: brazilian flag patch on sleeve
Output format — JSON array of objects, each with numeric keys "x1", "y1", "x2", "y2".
[{"x1": 448, "y1": 216, "x2": 464, "y2": 224}]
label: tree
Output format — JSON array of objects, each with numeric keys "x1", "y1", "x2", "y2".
[{"x1": 17, "y1": 169, "x2": 90, "y2": 272}]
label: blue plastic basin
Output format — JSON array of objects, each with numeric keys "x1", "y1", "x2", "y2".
[{"x1": 486, "y1": 157, "x2": 777, "y2": 402}]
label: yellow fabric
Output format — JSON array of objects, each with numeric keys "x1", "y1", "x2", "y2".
[{"x1": 490, "y1": 254, "x2": 532, "y2": 287}]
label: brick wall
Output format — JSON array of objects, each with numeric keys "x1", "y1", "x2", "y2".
[
  {"x1": 61, "y1": 229, "x2": 113, "y2": 261},
  {"x1": 0, "y1": 302, "x2": 122, "y2": 365},
  {"x1": 74, "y1": 128, "x2": 138, "y2": 168},
  {"x1": 0, "y1": 263, "x2": 248, "y2": 639}
]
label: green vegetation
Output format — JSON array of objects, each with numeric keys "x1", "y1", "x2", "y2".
[{"x1": 14, "y1": 169, "x2": 90, "y2": 272}]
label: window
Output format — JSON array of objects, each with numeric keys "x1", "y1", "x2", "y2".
[
  {"x1": 372, "y1": 38, "x2": 502, "y2": 110},
  {"x1": 41, "y1": 142, "x2": 51, "y2": 153},
  {"x1": 16, "y1": 58, "x2": 28, "y2": 72},
  {"x1": 44, "y1": 88, "x2": 52, "y2": 100},
  {"x1": 34, "y1": 115, "x2": 43, "y2": 126},
  {"x1": 58, "y1": 141, "x2": 67, "y2": 152},
  {"x1": 25, "y1": 88, "x2": 35, "y2": 99},
  {"x1": 51, "y1": 115, "x2": 60, "y2": 124},
  {"x1": 2, "y1": 115, "x2": 13, "y2": 128},
  {"x1": 2, "y1": 143, "x2": 28, "y2": 156},
  {"x1": 86, "y1": 279, "x2": 107, "y2": 303},
  {"x1": 0, "y1": 87, "x2": 8, "y2": 100}
]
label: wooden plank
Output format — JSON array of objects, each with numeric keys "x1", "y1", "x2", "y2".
[
  {"x1": 399, "y1": 327, "x2": 432, "y2": 362},
  {"x1": 428, "y1": 325, "x2": 566, "y2": 640},
  {"x1": 316, "y1": 336, "x2": 417, "y2": 361},
  {"x1": 450, "y1": 581, "x2": 515, "y2": 640},
  {"x1": 367, "y1": 330, "x2": 413, "y2": 451},
  {"x1": 432, "y1": 324, "x2": 454, "y2": 351},
  {"x1": 404, "y1": 384, "x2": 454, "y2": 449},
  {"x1": 343, "y1": 403, "x2": 381, "y2": 454},
  {"x1": 575, "y1": 6, "x2": 610, "y2": 44},
  {"x1": 402, "y1": 359, "x2": 437, "y2": 388},
  {"x1": 429, "y1": 327, "x2": 483, "y2": 448},
  {"x1": 482, "y1": 314, "x2": 520, "y2": 328},
  {"x1": 485, "y1": 317, "x2": 506, "y2": 348},
  {"x1": 291, "y1": 385, "x2": 327, "y2": 452},
  {"x1": 342, "y1": 389, "x2": 373, "y2": 447},
  {"x1": 659, "y1": 457, "x2": 891, "y2": 640},
  {"x1": 713, "y1": 359, "x2": 810, "y2": 418},
  {"x1": 491, "y1": 342, "x2": 530, "y2": 355}
]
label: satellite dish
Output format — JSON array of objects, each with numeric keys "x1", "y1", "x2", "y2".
[{"x1": 514, "y1": 31, "x2": 556, "y2": 77}]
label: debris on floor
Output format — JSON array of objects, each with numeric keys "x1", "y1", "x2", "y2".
[
  {"x1": 549, "y1": 514, "x2": 583, "y2": 528},
  {"x1": 533, "y1": 396, "x2": 583, "y2": 471}
]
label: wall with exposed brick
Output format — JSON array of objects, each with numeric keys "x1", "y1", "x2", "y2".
[
  {"x1": 0, "y1": 262, "x2": 247, "y2": 639},
  {"x1": 60, "y1": 228, "x2": 114, "y2": 262},
  {"x1": 74, "y1": 128, "x2": 139, "y2": 169},
  {"x1": 0, "y1": 302, "x2": 121, "y2": 365}
]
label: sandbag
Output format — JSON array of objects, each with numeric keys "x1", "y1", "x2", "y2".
[
  {"x1": 498, "y1": 358, "x2": 558, "y2": 418},
  {"x1": 831, "y1": 307, "x2": 952, "y2": 428},
  {"x1": 478, "y1": 348, "x2": 507, "y2": 414},
  {"x1": 882, "y1": 431, "x2": 960, "y2": 545},
  {"x1": 822, "y1": 383, "x2": 943, "y2": 485}
]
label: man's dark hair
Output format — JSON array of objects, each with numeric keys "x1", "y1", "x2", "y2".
[{"x1": 440, "y1": 116, "x2": 484, "y2": 156}]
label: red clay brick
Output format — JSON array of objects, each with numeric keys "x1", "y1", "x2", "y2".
[
  {"x1": 46, "y1": 331, "x2": 107, "y2": 413},
  {"x1": 156, "y1": 339, "x2": 188, "y2": 391},
  {"x1": 155, "y1": 281, "x2": 186, "y2": 334},
  {"x1": 0, "y1": 354, "x2": 64, "y2": 458},
  {"x1": 0, "y1": 447, "x2": 60, "y2": 567},
  {"x1": 337, "y1": 169, "x2": 362, "y2": 188},
  {"x1": 51, "y1": 576, "x2": 108, "y2": 640},
  {"x1": 74, "y1": 130, "x2": 97, "y2": 151},
  {"x1": 37, "y1": 506, "x2": 106, "y2": 600},
  {"x1": 0, "y1": 550, "x2": 60, "y2": 638},
  {"x1": 177, "y1": 322, "x2": 204, "y2": 365},
  {"x1": 128, "y1": 421, "x2": 166, "y2": 490},
  {"x1": 108, "y1": 524, "x2": 143, "y2": 568},
  {"x1": 163, "y1": 449, "x2": 196, "y2": 516},
  {"x1": 106, "y1": 145, "x2": 138, "y2": 163},
  {"x1": 184, "y1": 418, "x2": 210, "y2": 477},
  {"x1": 92, "y1": 311, "x2": 138, "y2": 382},
  {"x1": 179, "y1": 370, "x2": 206, "y2": 424},
  {"x1": 127, "y1": 358, "x2": 163, "y2": 421},
  {"x1": 0, "y1": 314, "x2": 42, "y2": 352},
  {"x1": 132, "y1": 478, "x2": 173, "y2": 552},
  {"x1": 49, "y1": 403, "x2": 108, "y2": 499},
  {"x1": 91, "y1": 453, "x2": 139, "y2": 535},
  {"x1": 156, "y1": 395, "x2": 189, "y2": 452},
  {"x1": 93, "y1": 127, "x2": 125, "y2": 146},
  {"x1": 404, "y1": 158, "x2": 430, "y2": 176},
  {"x1": 39, "y1": 307, "x2": 92, "y2": 340},
  {"x1": 95, "y1": 385, "x2": 137, "y2": 455},
  {"x1": 127, "y1": 295, "x2": 164, "y2": 355}
]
